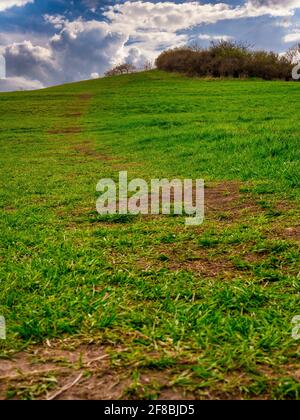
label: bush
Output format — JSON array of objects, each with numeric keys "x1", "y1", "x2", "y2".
[
  {"x1": 155, "y1": 41, "x2": 294, "y2": 81},
  {"x1": 105, "y1": 63, "x2": 136, "y2": 77}
]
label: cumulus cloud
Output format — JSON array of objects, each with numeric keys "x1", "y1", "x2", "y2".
[
  {"x1": 104, "y1": 0, "x2": 300, "y2": 33},
  {"x1": 283, "y1": 31, "x2": 300, "y2": 43},
  {"x1": 104, "y1": 1, "x2": 242, "y2": 32},
  {"x1": 245, "y1": 0, "x2": 300, "y2": 14},
  {"x1": 2, "y1": 19, "x2": 128, "y2": 87},
  {"x1": 198, "y1": 34, "x2": 234, "y2": 42},
  {"x1": 248, "y1": 0, "x2": 300, "y2": 8},
  {"x1": 49, "y1": 19, "x2": 128, "y2": 83},
  {"x1": 0, "y1": 0, "x2": 33, "y2": 12},
  {"x1": 0, "y1": 76, "x2": 43, "y2": 91},
  {"x1": 4, "y1": 40, "x2": 55, "y2": 84},
  {"x1": 123, "y1": 47, "x2": 150, "y2": 67}
]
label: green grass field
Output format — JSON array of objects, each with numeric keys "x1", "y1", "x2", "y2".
[{"x1": 0, "y1": 70, "x2": 299, "y2": 399}]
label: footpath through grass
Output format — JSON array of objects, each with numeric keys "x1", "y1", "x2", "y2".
[{"x1": 0, "y1": 71, "x2": 299, "y2": 399}]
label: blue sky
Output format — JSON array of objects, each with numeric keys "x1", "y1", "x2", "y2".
[{"x1": 0, "y1": 1, "x2": 300, "y2": 90}]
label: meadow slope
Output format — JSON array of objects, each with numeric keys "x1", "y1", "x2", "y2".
[{"x1": 0, "y1": 71, "x2": 299, "y2": 399}]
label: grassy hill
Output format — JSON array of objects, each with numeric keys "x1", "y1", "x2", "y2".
[{"x1": 0, "y1": 70, "x2": 299, "y2": 399}]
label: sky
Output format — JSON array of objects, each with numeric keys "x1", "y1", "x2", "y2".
[{"x1": 0, "y1": 0, "x2": 300, "y2": 91}]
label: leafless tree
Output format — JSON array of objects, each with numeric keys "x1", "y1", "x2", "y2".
[
  {"x1": 143, "y1": 60, "x2": 154, "y2": 71},
  {"x1": 105, "y1": 63, "x2": 136, "y2": 77},
  {"x1": 286, "y1": 43, "x2": 300, "y2": 64}
]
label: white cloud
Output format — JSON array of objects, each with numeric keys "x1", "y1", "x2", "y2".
[
  {"x1": 4, "y1": 40, "x2": 56, "y2": 84},
  {"x1": 44, "y1": 14, "x2": 66, "y2": 30},
  {"x1": 103, "y1": 1, "x2": 300, "y2": 34},
  {"x1": 2, "y1": 20, "x2": 128, "y2": 87},
  {"x1": 2, "y1": 12, "x2": 185, "y2": 90},
  {"x1": 0, "y1": 0, "x2": 33, "y2": 12},
  {"x1": 49, "y1": 19, "x2": 128, "y2": 82},
  {"x1": 283, "y1": 32, "x2": 300, "y2": 43},
  {"x1": 275, "y1": 18, "x2": 293, "y2": 29},
  {"x1": 248, "y1": 1, "x2": 300, "y2": 9},
  {"x1": 104, "y1": 1, "x2": 240, "y2": 32},
  {"x1": 245, "y1": 1, "x2": 300, "y2": 16},
  {"x1": 123, "y1": 46, "x2": 150, "y2": 67},
  {"x1": 198, "y1": 34, "x2": 234, "y2": 42},
  {"x1": 0, "y1": 76, "x2": 43, "y2": 91}
]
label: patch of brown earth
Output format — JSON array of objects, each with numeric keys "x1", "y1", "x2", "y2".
[
  {"x1": 163, "y1": 250, "x2": 237, "y2": 279},
  {"x1": 48, "y1": 127, "x2": 82, "y2": 135},
  {"x1": 0, "y1": 341, "x2": 192, "y2": 400},
  {"x1": 204, "y1": 181, "x2": 261, "y2": 221},
  {"x1": 78, "y1": 93, "x2": 93, "y2": 101},
  {"x1": 47, "y1": 92, "x2": 92, "y2": 137},
  {"x1": 141, "y1": 181, "x2": 261, "y2": 222},
  {"x1": 0, "y1": 342, "x2": 126, "y2": 400},
  {"x1": 72, "y1": 140, "x2": 116, "y2": 161},
  {"x1": 131, "y1": 182, "x2": 262, "y2": 277},
  {"x1": 278, "y1": 226, "x2": 300, "y2": 241},
  {"x1": 3, "y1": 206, "x2": 16, "y2": 212},
  {"x1": 47, "y1": 92, "x2": 120, "y2": 164},
  {"x1": 63, "y1": 112, "x2": 83, "y2": 118},
  {"x1": 1, "y1": 338, "x2": 298, "y2": 400},
  {"x1": 135, "y1": 243, "x2": 243, "y2": 279}
]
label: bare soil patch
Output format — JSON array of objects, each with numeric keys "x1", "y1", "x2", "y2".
[
  {"x1": 1, "y1": 338, "x2": 298, "y2": 400},
  {"x1": 0, "y1": 342, "x2": 190, "y2": 400},
  {"x1": 48, "y1": 127, "x2": 82, "y2": 135},
  {"x1": 204, "y1": 181, "x2": 261, "y2": 220},
  {"x1": 0, "y1": 342, "x2": 124, "y2": 400},
  {"x1": 147, "y1": 247, "x2": 238, "y2": 279},
  {"x1": 72, "y1": 140, "x2": 116, "y2": 161},
  {"x1": 278, "y1": 226, "x2": 300, "y2": 241}
]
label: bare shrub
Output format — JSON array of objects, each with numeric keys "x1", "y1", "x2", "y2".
[
  {"x1": 143, "y1": 60, "x2": 154, "y2": 71},
  {"x1": 286, "y1": 43, "x2": 300, "y2": 64},
  {"x1": 155, "y1": 41, "x2": 294, "y2": 81},
  {"x1": 105, "y1": 63, "x2": 136, "y2": 77}
]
